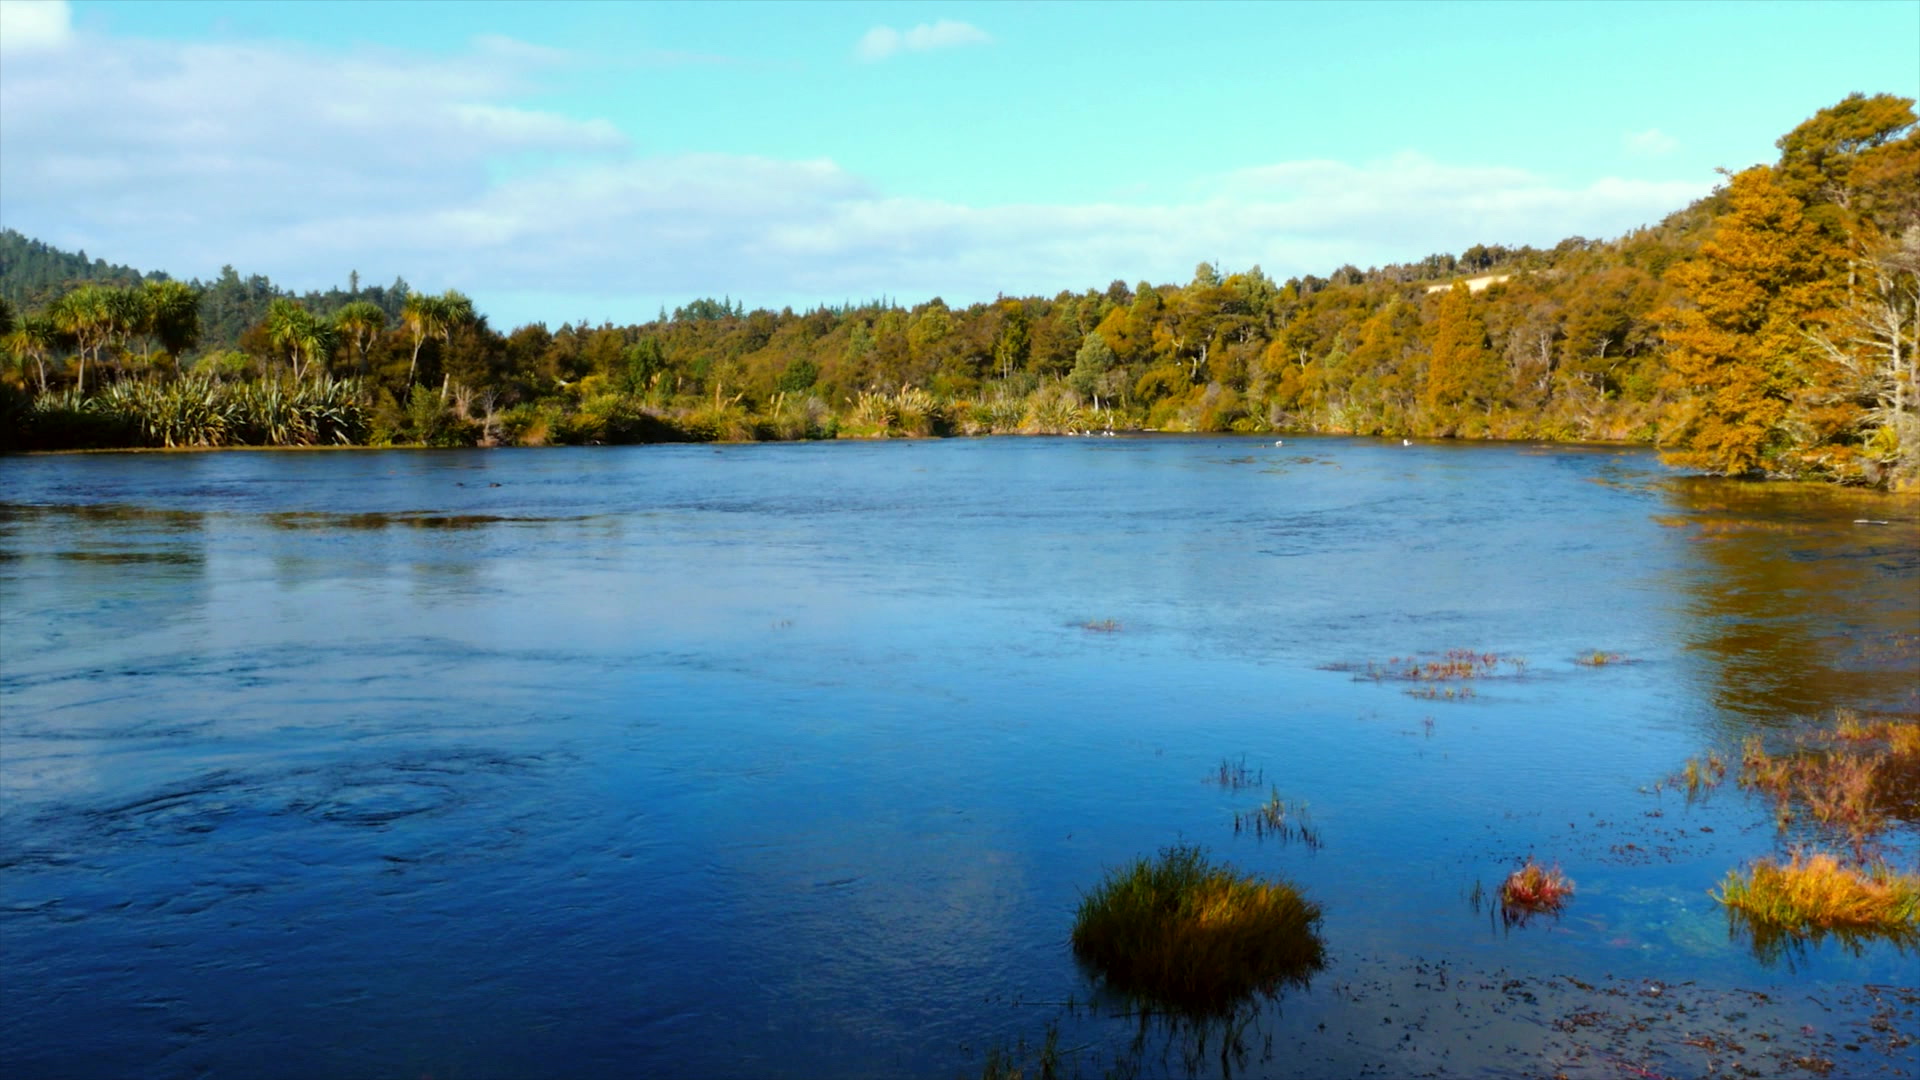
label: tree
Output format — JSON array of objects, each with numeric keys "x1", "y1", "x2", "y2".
[
  {"x1": 333, "y1": 300, "x2": 386, "y2": 375},
  {"x1": 1806, "y1": 229, "x2": 1920, "y2": 486},
  {"x1": 265, "y1": 298, "x2": 333, "y2": 381},
  {"x1": 102, "y1": 285, "x2": 148, "y2": 374},
  {"x1": 51, "y1": 284, "x2": 111, "y2": 392},
  {"x1": 5, "y1": 313, "x2": 57, "y2": 392},
  {"x1": 991, "y1": 299, "x2": 1029, "y2": 380},
  {"x1": 401, "y1": 291, "x2": 446, "y2": 387},
  {"x1": 1660, "y1": 167, "x2": 1847, "y2": 476},
  {"x1": 143, "y1": 279, "x2": 201, "y2": 359},
  {"x1": 1775, "y1": 92, "x2": 1918, "y2": 211},
  {"x1": 1422, "y1": 282, "x2": 1497, "y2": 432},
  {"x1": 1068, "y1": 331, "x2": 1118, "y2": 405},
  {"x1": 436, "y1": 290, "x2": 476, "y2": 397}
]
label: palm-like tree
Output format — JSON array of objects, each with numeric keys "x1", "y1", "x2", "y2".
[
  {"x1": 265, "y1": 298, "x2": 333, "y2": 381},
  {"x1": 143, "y1": 280, "x2": 202, "y2": 359},
  {"x1": 51, "y1": 285, "x2": 111, "y2": 393},
  {"x1": 435, "y1": 290, "x2": 476, "y2": 398},
  {"x1": 333, "y1": 300, "x2": 386, "y2": 375},
  {"x1": 5, "y1": 313, "x2": 59, "y2": 393},
  {"x1": 102, "y1": 286, "x2": 150, "y2": 375},
  {"x1": 401, "y1": 292, "x2": 447, "y2": 387}
]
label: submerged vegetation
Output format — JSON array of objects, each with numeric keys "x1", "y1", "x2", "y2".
[
  {"x1": 1738, "y1": 715, "x2": 1920, "y2": 852},
  {"x1": 4, "y1": 95, "x2": 1916, "y2": 487},
  {"x1": 1210, "y1": 755, "x2": 1264, "y2": 792},
  {"x1": 1574, "y1": 650, "x2": 1628, "y2": 667},
  {"x1": 1070, "y1": 845, "x2": 1324, "y2": 1016},
  {"x1": 1231, "y1": 790, "x2": 1322, "y2": 849}
]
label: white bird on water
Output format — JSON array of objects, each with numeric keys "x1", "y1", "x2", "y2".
[{"x1": 1402, "y1": 439, "x2": 1412, "y2": 446}]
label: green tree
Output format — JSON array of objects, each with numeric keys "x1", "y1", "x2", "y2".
[
  {"x1": 991, "y1": 299, "x2": 1029, "y2": 380},
  {"x1": 5, "y1": 312, "x2": 57, "y2": 392},
  {"x1": 333, "y1": 300, "x2": 386, "y2": 375},
  {"x1": 102, "y1": 285, "x2": 149, "y2": 374},
  {"x1": 51, "y1": 284, "x2": 111, "y2": 392},
  {"x1": 265, "y1": 298, "x2": 334, "y2": 381},
  {"x1": 401, "y1": 291, "x2": 446, "y2": 387},
  {"x1": 143, "y1": 279, "x2": 201, "y2": 359},
  {"x1": 435, "y1": 290, "x2": 476, "y2": 397},
  {"x1": 1068, "y1": 331, "x2": 1118, "y2": 404}
]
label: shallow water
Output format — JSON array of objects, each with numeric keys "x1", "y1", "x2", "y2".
[{"x1": 2, "y1": 436, "x2": 1916, "y2": 1078}]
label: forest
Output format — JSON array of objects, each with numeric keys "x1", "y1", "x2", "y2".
[{"x1": 1, "y1": 94, "x2": 1915, "y2": 489}]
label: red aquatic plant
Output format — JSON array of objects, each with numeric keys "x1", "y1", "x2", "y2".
[{"x1": 1501, "y1": 858, "x2": 1575, "y2": 913}]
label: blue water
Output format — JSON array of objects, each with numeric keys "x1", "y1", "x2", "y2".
[{"x1": 2, "y1": 437, "x2": 1916, "y2": 1078}]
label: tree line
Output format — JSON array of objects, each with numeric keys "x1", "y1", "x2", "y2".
[{"x1": 2, "y1": 94, "x2": 1915, "y2": 488}]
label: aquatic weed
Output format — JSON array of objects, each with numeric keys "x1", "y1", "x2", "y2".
[{"x1": 1500, "y1": 858, "x2": 1575, "y2": 919}]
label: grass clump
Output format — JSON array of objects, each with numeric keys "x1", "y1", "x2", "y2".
[
  {"x1": 1716, "y1": 850, "x2": 1920, "y2": 939},
  {"x1": 1738, "y1": 724, "x2": 1915, "y2": 853},
  {"x1": 1071, "y1": 845, "x2": 1324, "y2": 1016},
  {"x1": 1500, "y1": 858, "x2": 1575, "y2": 920},
  {"x1": 1081, "y1": 618, "x2": 1121, "y2": 633}
]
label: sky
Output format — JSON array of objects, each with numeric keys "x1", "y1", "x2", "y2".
[{"x1": 2, "y1": 0, "x2": 1916, "y2": 330}]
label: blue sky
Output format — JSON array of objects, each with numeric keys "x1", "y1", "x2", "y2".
[{"x1": 2, "y1": 0, "x2": 1915, "y2": 329}]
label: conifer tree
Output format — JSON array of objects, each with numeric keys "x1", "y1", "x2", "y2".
[
  {"x1": 1423, "y1": 282, "x2": 1496, "y2": 434},
  {"x1": 1660, "y1": 167, "x2": 1848, "y2": 476}
]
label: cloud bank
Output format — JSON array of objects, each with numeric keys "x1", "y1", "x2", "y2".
[
  {"x1": 0, "y1": 19, "x2": 1707, "y2": 328},
  {"x1": 0, "y1": 0, "x2": 71, "y2": 54},
  {"x1": 855, "y1": 20, "x2": 992, "y2": 62}
]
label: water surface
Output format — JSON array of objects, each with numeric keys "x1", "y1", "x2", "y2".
[{"x1": 3, "y1": 437, "x2": 1916, "y2": 1078}]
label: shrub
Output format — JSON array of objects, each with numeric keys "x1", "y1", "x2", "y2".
[{"x1": 1070, "y1": 845, "x2": 1323, "y2": 1016}]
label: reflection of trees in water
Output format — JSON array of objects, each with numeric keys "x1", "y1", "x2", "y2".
[
  {"x1": 1725, "y1": 905, "x2": 1919, "y2": 974},
  {"x1": 1661, "y1": 478, "x2": 1920, "y2": 729}
]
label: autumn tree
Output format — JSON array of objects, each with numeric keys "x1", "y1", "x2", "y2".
[
  {"x1": 1421, "y1": 282, "x2": 1498, "y2": 434},
  {"x1": 1660, "y1": 167, "x2": 1847, "y2": 476}
]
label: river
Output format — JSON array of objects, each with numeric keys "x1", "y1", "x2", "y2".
[{"x1": 2, "y1": 436, "x2": 1915, "y2": 1078}]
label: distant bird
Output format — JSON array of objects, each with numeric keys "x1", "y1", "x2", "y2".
[
  {"x1": 1402, "y1": 439, "x2": 1412, "y2": 446},
  {"x1": 1274, "y1": 439, "x2": 1284, "y2": 446}
]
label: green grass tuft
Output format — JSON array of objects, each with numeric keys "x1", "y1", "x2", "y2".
[{"x1": 1070, "y1": 845, "x2": 1324, "y2": 1016}]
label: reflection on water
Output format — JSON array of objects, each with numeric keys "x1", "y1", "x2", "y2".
[
  {"x1": 1661, "y1": 479, "x2": 1920, "y2": 727},
  {"x1": 1, "y1": 439, "x2": 1916, "y2": 1079}
]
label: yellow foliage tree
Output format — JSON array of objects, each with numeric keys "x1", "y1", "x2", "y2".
[
  {"x1": 1660, "y1": 167, "x2": 1848, "y2": 476},
  {"x1": 1422, "y1": 282, "x2": 1497, "y2": 435}
]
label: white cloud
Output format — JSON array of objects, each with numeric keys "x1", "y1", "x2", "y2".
[
  {"x1": 0, "y1": 0, "x2": 71, "y2": 54},
  {"x1": 855, "y1": 19, "x2": 991, "y2": 62},
  {"x1": 1624, "y1": 128, "x2": 1680, "y2": 157},
  {"x1": 0, "y1": 26, "x2": 1711, "y2": 330}
]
